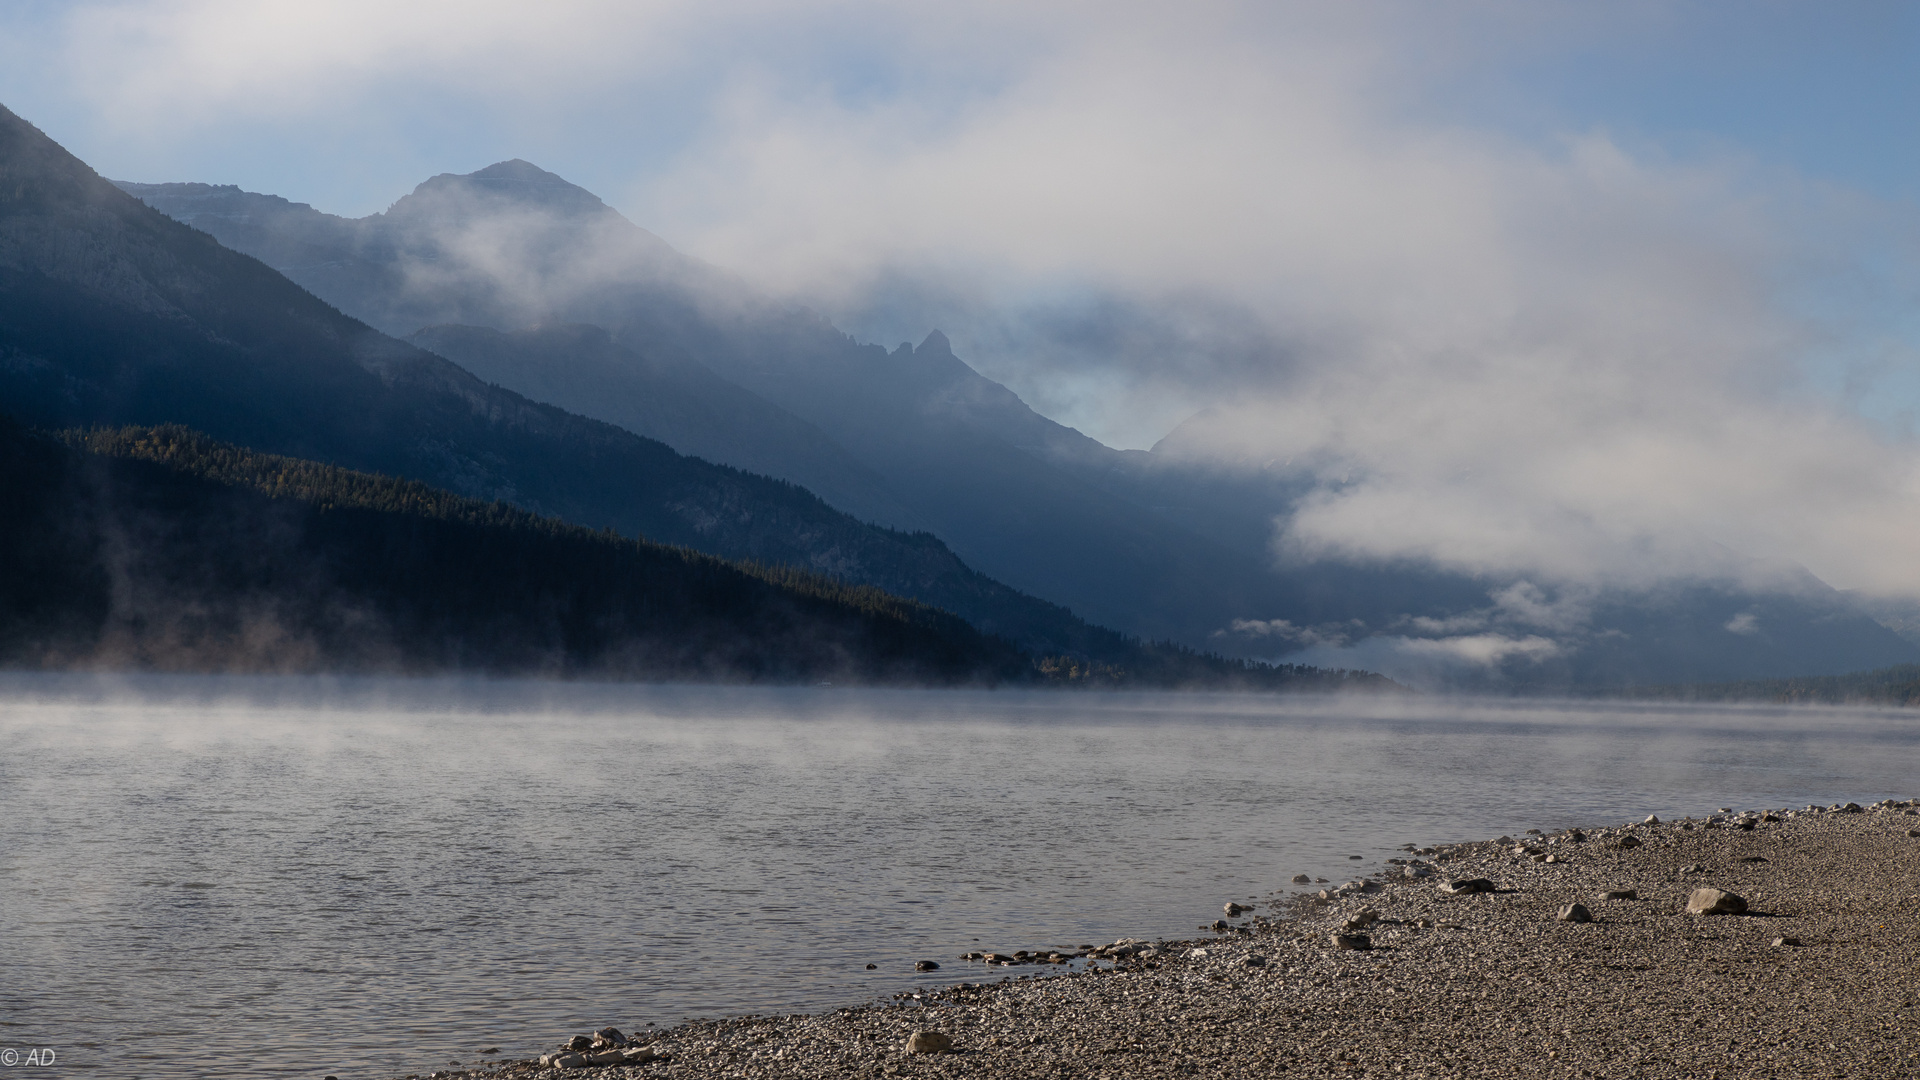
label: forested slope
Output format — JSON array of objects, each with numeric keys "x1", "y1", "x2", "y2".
[{"x1": 0, "y1": 419, "x2": 1030, "y2": 684}]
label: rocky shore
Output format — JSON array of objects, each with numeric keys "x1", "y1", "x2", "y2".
[{"x1": 378, "y1": 798, "x2": 1920, "y2": 1080}]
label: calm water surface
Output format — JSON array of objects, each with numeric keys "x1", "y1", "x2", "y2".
[{"x1": 2, "y1": 674, "x2": 1917, "y2": 1077}]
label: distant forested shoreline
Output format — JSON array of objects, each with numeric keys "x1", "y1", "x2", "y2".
[{"x1": 1600, "y1": 664, "x2": 1920, "y2": 706}]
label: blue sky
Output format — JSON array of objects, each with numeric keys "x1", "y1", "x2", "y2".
[
  {"x1": 7, "y1": 2, "x2": 1920, "y2": 594},
  {"x1": 4, "y1": 4, "x2": 1914, "y2": 217}
]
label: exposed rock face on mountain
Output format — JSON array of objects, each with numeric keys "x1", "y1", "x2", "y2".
[{"x1": 115, "y1": 153, "x2": 1920, "y2": 687}]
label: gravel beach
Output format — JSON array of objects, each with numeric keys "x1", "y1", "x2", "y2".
[{"x1": 382, "y1": 799, "x2": 1920, "y2": 1080}]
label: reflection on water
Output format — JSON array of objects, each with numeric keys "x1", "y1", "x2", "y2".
[{"x1": 2, "y1": 674, "x2": 1916, "y2": 1077}]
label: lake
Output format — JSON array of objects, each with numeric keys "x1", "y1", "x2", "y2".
[{"x1": 2, "y1": 674, "x2": 1915, "y2": 1077}]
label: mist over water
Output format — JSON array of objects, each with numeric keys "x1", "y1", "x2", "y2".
[{"x1": 3, "y1": 675, "x2": 1917, "y2": 1077}]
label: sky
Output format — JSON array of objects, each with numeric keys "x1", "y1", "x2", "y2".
[{"x1": 7, "y1": 1, "x2": 1920, "y2": 597}]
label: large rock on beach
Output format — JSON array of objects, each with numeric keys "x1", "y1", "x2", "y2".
[
  {"x1": 1687, "y1": 887, "x2": 1748, "y2": 915},
  {"x1": 1557, "y1": 903, "x2": 1593, "y2": 923},
  {"x1": 904, "y1": 1031, "x2": 953, "y2": 1055}
]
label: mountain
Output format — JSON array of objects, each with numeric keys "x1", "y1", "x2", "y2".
[
  {"x1": 1, "y1": 103, "x2": 1393, "y2": 687},
  {"x1": 111, "y1": 152, "x2": 1920, "y2": 688},
  {"x1": 0, "y1": 418, "x2": 1027, "y2": 683},
  {"x1": 114, "y1": 166, "x2": 1377, "y2": 644},
  {"x1": 0, "y1": 103, "x2": 1140, "y2": 665}
]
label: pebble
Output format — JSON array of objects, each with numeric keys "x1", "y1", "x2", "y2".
[
  {"x1": 1598, "y1": 889, "x2": 1637, "y2": 901},
  {"x1": 1291, "y1": 874, "x2": 1312, "y2": 883},
  {"x1": 1772, "y1": 937, "x2": 1801, "y2": 948},
  {"x1": 1439, "y1": 878, "x2": 1496, "y2": 896},
  {"x1": 915, "y1": 960, "x2": 940, "y2": 971},
  {"x1": 1329, "y1": 932, "x2": 1372, "y2": 951},
  {"x1": 1686, "y1": 887, "x2": 1748, "y2": 915}
]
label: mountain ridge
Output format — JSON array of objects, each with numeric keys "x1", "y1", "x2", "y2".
[{"x1": 105, "y1": 145, "x2": 1920, "y2": 689}]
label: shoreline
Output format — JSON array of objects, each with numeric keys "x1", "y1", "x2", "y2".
[{"x1": 379, "y1": 797, "x2": 1920, "y2": 1080}]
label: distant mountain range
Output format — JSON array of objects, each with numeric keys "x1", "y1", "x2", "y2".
[
  {"x1": 0, "y1": 102, "x2": 1379, "y2": 690},
  {"x1": 109, "y1": 153, "x2": 1920, "y2": 688}
]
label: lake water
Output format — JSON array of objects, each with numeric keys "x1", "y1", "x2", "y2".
[{"x1": 3, "y1": 674, "x2": 1917, "y2": 1078}]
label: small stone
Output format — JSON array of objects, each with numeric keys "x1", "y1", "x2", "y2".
[
  {"x1": 585, "y1": 1050, "x2": 630, "y2": 1066},
  {"x1": 1771, "y1": 937, "x2": 1800, "y2": 948},
  {"x1": 1243, "y1": 954, "x2": 1267, "y2": 967},
  {"x1": 1348, "y1": 855, "x2": 1363, "y2": 860},
  {"x1": 1598, "y1": 889, "x2": 1637, "y2": 901},
  {"x1": 1291, "y1": 874, "x2": 1312, "y2": 884},
  {"x1": 1211, "y1": 919, "x2": 1230, "y2": 931},
  {"x1": 1681, "y1": 864, "x2": 1704, "y2": 874},
  {"x1": 566, "y1": 1035, "x2": 594, "y2": 1051},
  {"x1": 1686, "y1": 887, "x2": 1748, "y2": 915},
  {"x1": 595, "y1": 1027, "x2": 627, "y2": 1046},
  {"x1": 1439, "y1": 878, "x2": 1496, "y2": 896},
  {"x1": 1556, "y1": 903, "x2": 1592, "y2": 923},
  {"x1": 1614, "y1": 835, "x2": 1642, "y2": 849},
  {"x1": 866, "y1": 963, "x2": 877, "y2": 969},
  {"x1": 1544, "y1": 854, "x2": 1560, "y2": 863},
  {"x1": 1224, "y1": 902, "x2": 1247, "y2": 916},
  {"x1": 1329, "y1": 933, "x2": 1372, "y2": 951},
  {"x1": 550, "y1": 1053, "x2": 589, "y2": 1070},
  {"x1": 1838, "y1": 802, "x2": 1864, "y2": 814},
  {"x1": 915, "y1": 960, "x2": 940, "y2": 971},
  {"x1": 905, "y1": 1031, "x2": 953, "y2": 1055},
  {"x1": 1907, "y1": 829, "x2": 1920, "y2": 838},
  {"x1": 1643, "y1": 814, "x2": 1660, "y2": 824}
]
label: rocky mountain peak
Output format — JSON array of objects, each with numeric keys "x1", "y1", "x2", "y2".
[{"x1": 386, "y1": 159, "x2": 609, "y2": 221}]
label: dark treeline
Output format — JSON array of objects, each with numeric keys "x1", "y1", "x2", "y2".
[
  {"x1": 1602, "y1": 664, "x2": 1920, "y2": 707},
  {"x1": 1033, "y1": 649, "x2": 1395, "y2": 692},
  {"x1": 1, "y1": 419, "x2": 1029, "y2": 684},
  {"x1": 1, "y1": 420, "x2": 1389, "y2": 691}
]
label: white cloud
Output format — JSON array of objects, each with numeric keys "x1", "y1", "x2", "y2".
[{"x1": 31, "y1": 0, "x2": 1920, "y2": 598}]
